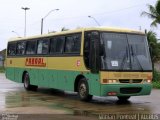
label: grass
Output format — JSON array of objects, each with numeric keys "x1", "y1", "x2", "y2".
[{"x1": 0, "y1": 67, "x2": 5, "y2": 73}]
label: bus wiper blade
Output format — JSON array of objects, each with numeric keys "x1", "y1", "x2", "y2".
[
  {"x1": 130, "y1": 45, "x2": 144, "y2": 71},
  {"x1": 120, "y1": 46, "x2": 129, "y2": 70}
]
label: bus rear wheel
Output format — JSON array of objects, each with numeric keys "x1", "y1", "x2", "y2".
[
  {"x1": 78, "y1": 79, "x2": 92, "y2": 101},
  {"x1": 117, "y1": 96, "x2": 130, "y2": 101},
  {"x1": 23, "y1": 73, "x2": 38, "y2": 91}
]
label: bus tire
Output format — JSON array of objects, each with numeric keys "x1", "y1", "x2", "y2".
[
  {"x1": 78, "y1": 79, "x2": 92, "y2": 101},
  {"x1": 117, "y1": 96, "x2": 130, "y2": 101},
  {"x1": 23, "y1": 73, "x2": 38, "y2": 91}
]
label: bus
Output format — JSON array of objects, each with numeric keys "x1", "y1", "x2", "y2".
[{"x1": 5, "y1": 27, "x2": 153, "y2": 101}]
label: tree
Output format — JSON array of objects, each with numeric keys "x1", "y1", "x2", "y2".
[
  {"x1": 147, "y1": 31, "x2": 160, "y2": 61},
  {"x1": 61, "y1": 27, "x2": 69, "y2": 31},
  {"x1": 141, "y1": 0, "x2": 160, "y2": 27}
]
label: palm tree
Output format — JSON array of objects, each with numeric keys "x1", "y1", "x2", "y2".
[
  {"x1": 147, "y1": 30, "x2": 160, "y2": 61},
  {"x1": 61, "y1": 27, "x2": 69, "y2": 31},
  {"x1": 141, "y1": 0, "x2": 160, "y2": 27},
  {"x1": 147, "y1": 31, "x2": 157, "y2": 46}
]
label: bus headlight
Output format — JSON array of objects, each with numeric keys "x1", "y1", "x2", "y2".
[{"x1": 144, "y1": 79, "x2": 152, "y2": 83}]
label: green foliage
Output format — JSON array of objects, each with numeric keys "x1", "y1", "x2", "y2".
[
  {"x1": 0, "y1": 67, "x2": 5, "y2": 73},
  {"x1": 147, "y1": 31, "x2": 160, "y2": 62},
  {"x1": 61, "y1": 27, "x2": 69, "y2": 31},
  {"x1": 152, "y1": 81, "x2": 160, "y2": 88},
  {"x1": 153, "y1": 69, "x2": 160, "y2": 81},
  {"x1": 152, "y1": 69, "x2": 160, "y2": 89},
  {"x1": 141, "y1": 0, "x2": 160, "y2": 27},
  {"x1": 142, "y1": 1, "x2": 160, "y2": 61}
]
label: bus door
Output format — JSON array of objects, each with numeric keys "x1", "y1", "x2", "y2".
[
  {"x1": 84, "y1": 31, "x2": 101, "y2": 95},
  {"x1": 6, "y1": 42, "x2": 16, "y2": 81}
]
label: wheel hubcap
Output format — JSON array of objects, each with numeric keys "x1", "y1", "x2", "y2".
[{"x1": 79, "y1": 83, "x2": 87, "y2": 98}]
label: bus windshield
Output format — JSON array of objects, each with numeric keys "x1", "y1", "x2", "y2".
[{"x1": 100, "y1": 32, "x2": 152, "y2": 71}]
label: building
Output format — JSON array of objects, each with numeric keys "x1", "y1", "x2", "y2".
[{"x1": 0, "y1": 49, "x2": 6, "y2": 67}]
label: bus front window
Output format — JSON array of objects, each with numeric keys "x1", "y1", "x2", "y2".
[{"x1": 100, "y1": 32, "x2": 152, "y2": 71}]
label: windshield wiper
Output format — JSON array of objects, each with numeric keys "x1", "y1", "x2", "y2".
[
  {"x1": 120, "y1": 46, "x2": 130, "y2": 70},
  {"x1": 130, "y1": 45, "x2": 144, "y2": 71}
]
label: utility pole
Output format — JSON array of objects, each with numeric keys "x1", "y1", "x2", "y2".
[{"x1": 21, "y1": 7, "x2": 30, "y2": 37}]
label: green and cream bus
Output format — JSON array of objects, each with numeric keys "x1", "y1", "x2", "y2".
[{"x1": 6, "y1": 27, "x2": 153, "y2": 101}]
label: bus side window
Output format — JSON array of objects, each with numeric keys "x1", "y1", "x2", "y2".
[
  {"x1": 64, "y1": 34, "x2": 81, "y2": 54},
  {"x1": 50, "y1": 37, "x2": 56, "y2": 54},
  {"x1": 26, "y1": 40, "x2": 37, "y2": 55},
  {"x1": 84, "y1": 32, "x2": 91, "y2": 69},
  {"x1": 7, "y1": 42, "x2": 16, "y2": 56},
  {"x1": 17, "y1": 41, "x2": 26, "y2": 55},
  {"x1": 50, "y1": 36, "x2": 65, "y2": 54},
  {"x1": 37, "y1": 38, "x2": 49, "y2": 54}
]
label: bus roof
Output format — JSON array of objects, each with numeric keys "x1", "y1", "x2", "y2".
[{"x1": 9, "y1": 27, "x2": 145, "y2": 42}]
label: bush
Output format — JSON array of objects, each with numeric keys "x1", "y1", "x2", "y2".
[
  {"x1": 152, "y1": 69, "x2": 160, "y2": 88},
  {"x1": 152, "y1": 81, "x2": 160, "y2": 89},
  {"x1": 153, "y1": 69, "x2": 160, "y2": 81},
  {"x1": 0, "y1": 67, "x2": 5, "y2": 73}
]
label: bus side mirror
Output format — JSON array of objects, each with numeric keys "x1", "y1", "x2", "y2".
[{"x1": 89, "y1": 32, "x2": 100, "y2": 73}]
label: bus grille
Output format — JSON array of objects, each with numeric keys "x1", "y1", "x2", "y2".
[
  {"x1": 119, "y1": 79, "x2": 142, "y2": 83},
  {"x1": 120, "y1": 87, "x2": 142, "y2": 94}
]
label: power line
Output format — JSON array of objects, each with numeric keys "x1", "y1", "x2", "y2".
[
  {"x1": 47, "y1": 1, "x2": 155, "y2": 21},
  {"x1": 15, "y1": 1, "x2": 156, "y2": 32},
  {"x1": 91, "y1": 1, "x2": 155, "y2": 16}
]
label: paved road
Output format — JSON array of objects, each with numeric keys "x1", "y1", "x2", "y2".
[{"x1": 0, "y1": 73, "x2": 160, "y2": 120}]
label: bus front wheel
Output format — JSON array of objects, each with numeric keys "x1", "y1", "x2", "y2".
[
  {"x1": 23, "y1": 73, "x2": 38, "y2": 91},
  {"x1": 78, "y1": 79, "x2": 92, "y2": 101}
]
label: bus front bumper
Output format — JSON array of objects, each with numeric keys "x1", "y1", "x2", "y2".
[{"x1": 100, "y1": 83, "x2": 152, "y2": 96}]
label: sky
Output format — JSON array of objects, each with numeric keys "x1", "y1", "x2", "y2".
[{"x1": 0, "y1": 0, "x2": 159, "y2": 51}]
